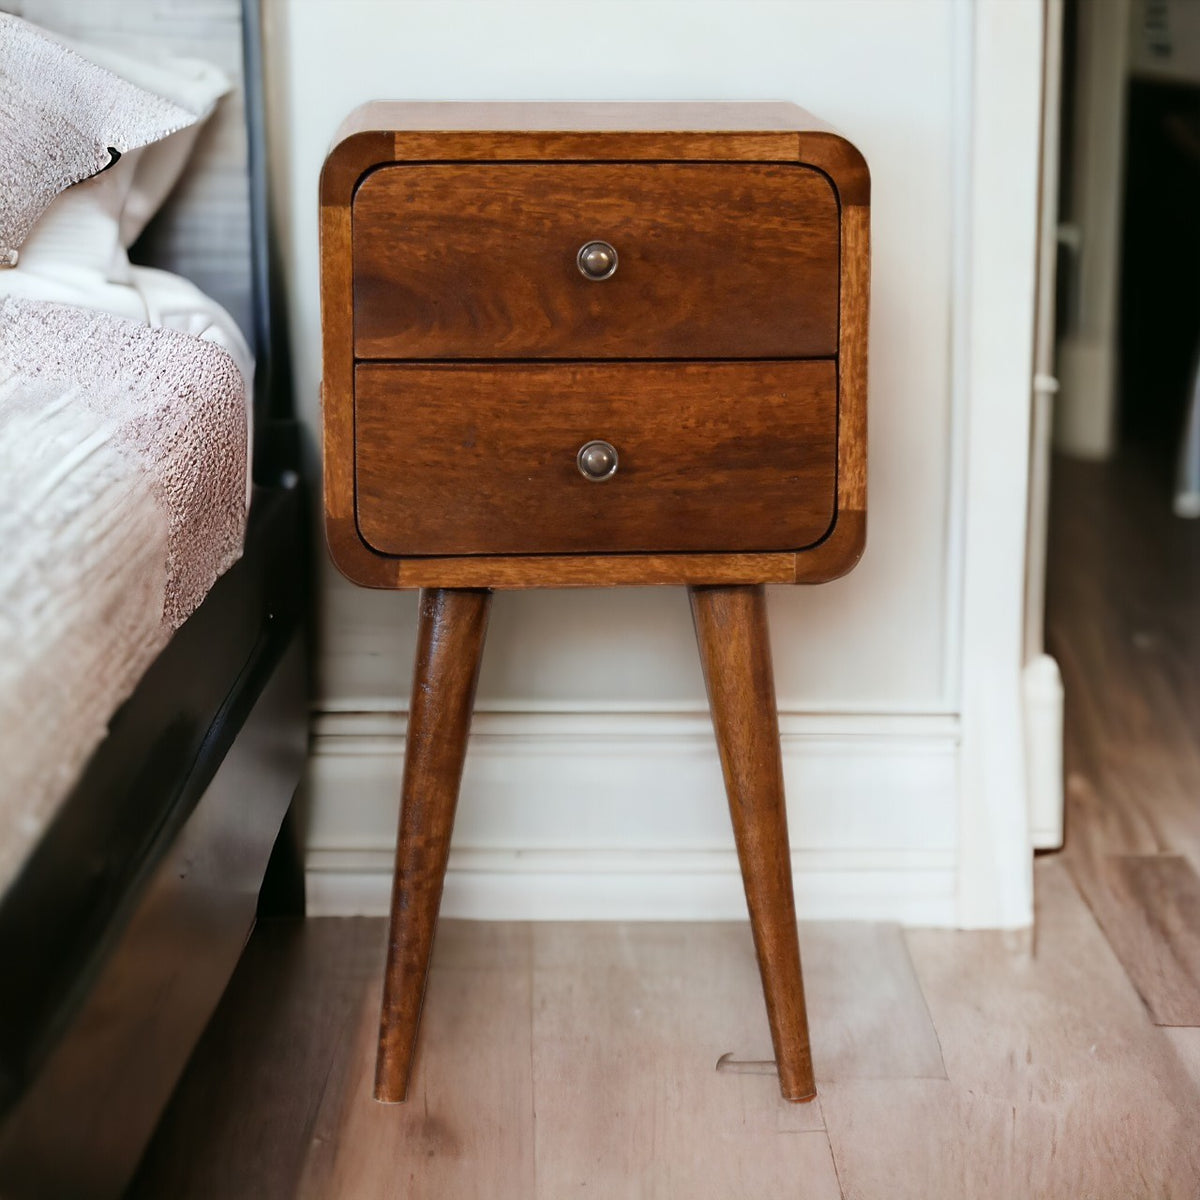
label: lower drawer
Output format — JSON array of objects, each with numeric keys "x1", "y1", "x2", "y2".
[{"x1": 353, "y1": 361, "x2": 837, "y2": 558}]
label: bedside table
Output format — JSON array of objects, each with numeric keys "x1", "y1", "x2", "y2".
[{"x1": 320, "y1": 102, "x2": 869, "y2": 1105}]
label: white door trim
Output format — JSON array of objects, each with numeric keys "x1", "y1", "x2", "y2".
[{"x1": 953, "y1": 0, "x2": 1044, "y2": 927}]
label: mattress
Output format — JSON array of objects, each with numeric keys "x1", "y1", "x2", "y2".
[{"x1": 0, "y1": 296, "x2": 250, "y2": 897}]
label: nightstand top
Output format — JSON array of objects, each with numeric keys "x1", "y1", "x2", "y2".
[{"x1": 332, "y1": 100, "x2": 840, "y2": 144}]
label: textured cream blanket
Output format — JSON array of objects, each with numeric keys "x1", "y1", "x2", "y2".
[{"x1": 0, "y1": 297, "x2": 247, "y2": 894}]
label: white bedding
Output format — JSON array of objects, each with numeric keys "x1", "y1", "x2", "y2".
[
  {"x1": 0, "y1": 297, "x2": 250, "y2": 897},
  {"x1": 0, "y1": 167, "x2": 255, "y2": 504}
]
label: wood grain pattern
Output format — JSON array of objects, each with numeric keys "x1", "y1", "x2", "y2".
[
  {"x1": 794, "y1": 509, "x2": 866, "y2": 584},
  {"x1": 1047, "y1": 454, "x2": 1200, "y2": 865},
  {"x1": 319, "y1": 205, "x2": 355, "y2": 537},
  {"x1": 303, "y1": 923, "x2": 537, "y2": 1200},
  {"x1": 319, "y1": 101, "x2": 870, "y2": 591},
  {"x1": 1068, "y1": 854, "x2": 1200, "y2": 1026},
  {"x1": 836, "y1": 203, "x2": 870, "y2": 519},
  {"x1": 822, "y1": 861, "x2": 1200, "y2": 1199},
  {"x1": 326, "y1": 517, "x2": 802, "y2": 590},
  {"x1": 1164, "y1": 1027, "x2": 1200, "y2": 1093},
  {"x1": 801, "y1": 921, "x2": 946, "y2": 1082},
  {"x1": 716, "y1": 922, "x2": 945, "y2": 1085},
  {"x1": 374, "y1": 589, "x2": 491, "y2": 1103},
  {"x1": 1047, "y1": 454, "x2": 1200, "y2": 1030},
  {"x1": 326, "y1": 102, "x2": 844, "y2": 167},
  {"x1": 318, "y1": 102, "x2": 870, "y2": 1114},
  {"x1": 133, "y1": 895, "x2": 1200, "y2": 1196},
  {"x1": 690, "y1": 584, "x2": 813, "y2": 1101},
  {"x1": 318, "y1": 131, "x2": 392, "y2": 210},
  {"x1": 788, "y1": 196, "x2": 872, "y2": 585},
  {"x1": 354, "y1": 361, "x2": 837, "y2": 557},
  {"x1": 332, "y1": 100, "x2": 842, "y2": 137},
  {"x1": 529, "y1": 923, "x2": 841, "y2": 1196},
  {"x1": 353, "y1": 163, "x2": 838, "y2": 360},
  {"x1": 384, "y1": 130, "x2": 801, "y2": 162},
  {"x1": 326, "y1": 103, "x2": 869, "y2": 197}
]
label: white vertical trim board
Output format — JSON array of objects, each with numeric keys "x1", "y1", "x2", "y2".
[
  {"x1": 940, "y1": 0, "x2": 975, "y2": 713},
  {"x1": 954, "y1": 0, "x2": 1043, "y2": 927},
  {"x1": 1025, "y1": 0, "x2": 1067, "y2": 852},
  {"x1": 304, "y1": 710, "x2": 959, "y2": 925}
]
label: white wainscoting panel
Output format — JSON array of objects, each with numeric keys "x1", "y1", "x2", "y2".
[{"x1": 304, "y1": 710, "x2": 959, "y2": 924}]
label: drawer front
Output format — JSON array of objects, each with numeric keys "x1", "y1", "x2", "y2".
[
  {"x1": 352, "y1": 163, "x2": 839, "y2": 360},
  {"x1": 354, "y1": 361, "x2": 837, "y2": 557}
]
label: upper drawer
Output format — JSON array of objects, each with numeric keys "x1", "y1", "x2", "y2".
[{"x1": 351, "y1": 163, "x2": 840, "y2": 360}]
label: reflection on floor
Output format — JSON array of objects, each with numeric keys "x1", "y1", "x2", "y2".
[{"x1": 129, "y1": 453, "x2": 1200, "y2": 1198}]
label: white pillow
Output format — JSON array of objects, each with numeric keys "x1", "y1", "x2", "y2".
[
  {"x1": 0, "y1": 23, "x2": 251, "y2": 503},
  {"x1": 0, "y1": 24, "x2": 242, "y2": 365},
  {"x1": 53, "y1": 37, "x2": 230, "y2": 247},
  {"x1": 0, "y1": 13, "x2": 199, "y2": 264}
]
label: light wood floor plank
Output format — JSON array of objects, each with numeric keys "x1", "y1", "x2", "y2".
[
  {"x1": 1164, "y1": 1027, "x2": 1200, "y2": 1093},
  {"x1": 803, "y1": 921, "x2": 945, "y2": 1081},
  {"x1": 1068, "y1": 853, "x2": 1200, "y2": 1025},
  {"x1": 297, "y1": 920, "x2": 536, "y2": 1200},
  {"x1": 1048, "y1": 455, "x2": 1200, "y2": 1029},
  {"x1": 528, "y1": 922, "x2": 842, "y2": 1199},
  {"x1": 822, "y1": 861, "x2": 1200, "y2": 1198},
  {"x1": 1049, "y1": 455, "x2": 1200, "y2": 870},
  {"x1": 132, "y1": 917, "x2": 944, "y2": 1196},
  {"x1": 706, "y1": 923, "x2": 945, "y2": 1083}
]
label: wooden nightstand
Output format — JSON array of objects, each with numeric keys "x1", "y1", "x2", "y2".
[{"x1": 320, "y1": 102, "x2": 869, "y2": 1105}]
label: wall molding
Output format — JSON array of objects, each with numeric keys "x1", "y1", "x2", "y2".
[
  {"x1": 304, "y1": 708, "x2": 960, "y2": 925},
  {"x1": 953, "y1": 0, "x2": 1043, "y2": 928}
]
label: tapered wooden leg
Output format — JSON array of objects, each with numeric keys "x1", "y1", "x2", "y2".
[
  {"x1": 689, "y1": 584, "x2": 815, "y2": 1102},
  {"x1": 374, "y1": 587, "x2": 492, "y2": 1102}
]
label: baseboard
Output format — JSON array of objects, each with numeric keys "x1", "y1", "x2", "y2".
[
  {"x1": 307, "y1": 845, "x2": 958, "y2": 924},
  {"x1": 303, "y1": 709, "x2": 960, "y2": 924}
]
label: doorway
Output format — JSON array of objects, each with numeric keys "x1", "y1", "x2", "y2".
[{"x1": 1045, "y1": 0, "x2": 1200, "y2": 1025}]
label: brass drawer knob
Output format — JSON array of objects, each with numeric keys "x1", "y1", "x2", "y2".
[
  {"x1": 577, "y1": 439, "x2": 619, "y2": 480},
  {"x1": 577, "y1": 240, "x2": 618, "y2": 280}
]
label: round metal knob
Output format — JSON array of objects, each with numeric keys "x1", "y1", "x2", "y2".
[
  {"x1": 577, "y1": 439, "x2": 619, "y2": 481},
  {"x1": 577, "y1": 240, "x2": 618, "y2": 280}
]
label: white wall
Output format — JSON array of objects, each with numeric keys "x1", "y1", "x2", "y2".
[{"x1": 265, "y1": 0, "x2": 1044, "y2": 927}]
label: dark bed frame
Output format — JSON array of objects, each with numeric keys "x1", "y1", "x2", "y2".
[{"x1": 0, "y1": 3, "x2": 309, "y2": 1194}]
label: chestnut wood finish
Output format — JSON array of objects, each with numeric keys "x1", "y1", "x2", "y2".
[
  {"x1": 320, "y1": 103, "x2": 870, "y2": 1105},
  {"x1": 354, "y1": 360, "x2": 837, "y2": 557},
  {"x1": 322, "y1": 103, "x2": 870, "y2": 202},
  {"x1": 353, "y1": 163, "x2": 839, "y2": 361},
  {"x1": 320, "y1": 101, "x2": 869, "y2": 591},
  {"x1": 690, "y1": 584, "x2": 815, "y2": 1101},
  {"x1": 374, "y1": 587, "x2": 491, "y2": 1103}
]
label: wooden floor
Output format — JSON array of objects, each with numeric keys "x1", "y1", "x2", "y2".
[
  {"x1": 1048, "y1": 454, "x2": 1200, "y2": 1030},
  {"x1": 131, "y1": 454, "x2": 1200, "y2": 1198}
]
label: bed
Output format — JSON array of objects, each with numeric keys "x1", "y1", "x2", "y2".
[{"x1": 0, "y1": 3, "x2": 308, "y2": 1195}]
